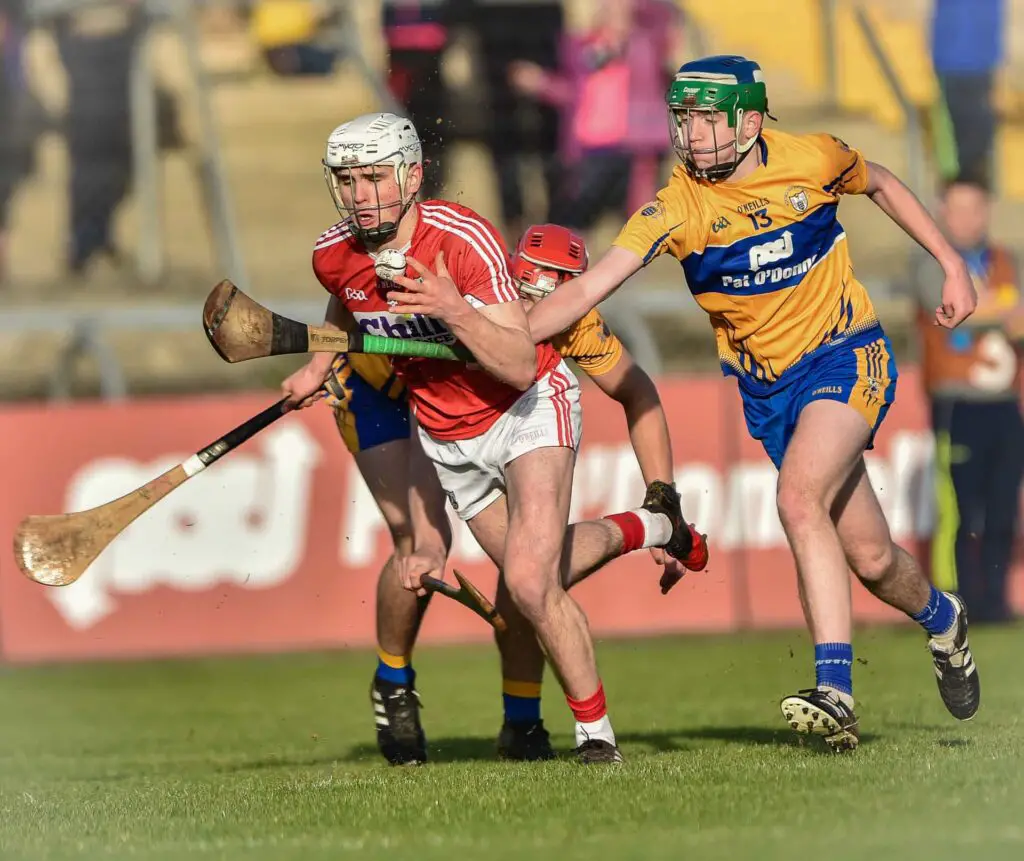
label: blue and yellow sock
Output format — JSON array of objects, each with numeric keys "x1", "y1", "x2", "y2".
[
  {"x1": 814, "y1": 642, "x2": 854, "y2": 696},
  {"x1": 502, "y1": 679, "x2": 541, "y2": 724},
  {"x1": 376, "y1": 648, "x2": 414, "y2": 685},
  {"x1": 911, "y1": 585, "x2": 957, "y2": 637}
]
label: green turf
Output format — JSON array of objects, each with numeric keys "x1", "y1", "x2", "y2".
[{"x1": 1, "y1": 624, "x2": 1022, "y2": 861}]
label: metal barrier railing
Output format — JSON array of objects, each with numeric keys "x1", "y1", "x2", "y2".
[
  {"x1": 0, "y1": 298, "x2": 667, "y2": 400},
  {"x1": 24, "y1": 0, "x2": 251, "y2": 290}
]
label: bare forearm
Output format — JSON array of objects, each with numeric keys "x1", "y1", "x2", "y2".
[
  {"x1": 528, "y1": 248, "x2": 641, "y2": 342},
  {"x1": 446, "y1": 306, "x2": 536, "y2": 390},
  {"x1": 528, "y1": 284, "x2": 601, "y2": 343},
  {"x1": 868, "y1": 164, "x2": 964, "y2": 272},
  {"x1": 621, "y1": 388, "x2": 674, "y2": 486},
  {"x1": 408, "y1": 435, "x2": 452, "y2": 559}
]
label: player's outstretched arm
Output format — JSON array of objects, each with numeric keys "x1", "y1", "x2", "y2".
[
  {"x1": 527, "y1": 246, "x2": 644, "y2": 343},
  {"x1": 588, "y1": 350, "x2": 674, "y2": 487},
  {"x1": 864, "y1": 161, "x2": 977, "y2": 328},
  {"x1": 388, "y1": 252, "x2": 537, "y2": 390}
]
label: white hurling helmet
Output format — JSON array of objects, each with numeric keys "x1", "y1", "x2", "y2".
[{"x1": 322, "y1": 112, "x2": 423, "y2": 244}]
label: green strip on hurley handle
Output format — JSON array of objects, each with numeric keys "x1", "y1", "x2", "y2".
[{"x1": 361, "y1": 334, "x2": 473, "y2": 362}]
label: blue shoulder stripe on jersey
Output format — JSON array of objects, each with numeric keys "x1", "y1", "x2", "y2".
[
  {"x1": 823, "y1": 156, "x2": 861, "y2": 194},
  {"x1": 640, "y1": 220, "x2": 687, "y2": 264},
  {"x1": 643, "y1": 231, "x2": 671, "y2": 264},
  {"x1": 682, "y1": 203, "x2": 844, "y2": 297}
]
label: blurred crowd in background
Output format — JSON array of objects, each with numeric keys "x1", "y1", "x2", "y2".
[
  {"x1": 0, "y1": 1, "x2": 1016, "y2": 278},
  {"x1": 0, "y1": 0, "x2": 688, "y2": 276},
  {"x1": 1, "y1": 1, "x2": 1018, "y2": 279},
  {"x1": 0, "y1": 0, "x2": 1022, "y2": 621}
]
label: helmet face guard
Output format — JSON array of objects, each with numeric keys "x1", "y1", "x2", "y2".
[
  {"x1": 322, "y1": 113, "x2": 423, "y2": 245},
  {"x1": 323, "y1": 154, "x2": 415, "y2": 245},
  {"x1": 510, "y1": 224, "x2": 588, "y2": 299},
  {"x1": 666, "y1": 56, "x2": 771, "y2": 182},
  {"x1": 512, "y1": 262, "x2": 566, "y2": 299}
]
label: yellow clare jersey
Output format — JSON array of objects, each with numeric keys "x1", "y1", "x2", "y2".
[
  {"x1": 551, "y1": 308, "x2": 624, "y2": 376},
  {"x1": 613, "y1": 129, "x2": 878, "y2": 384},
  {"x1": 336, "y1": 353, "x2": 406, "y2": 402}
]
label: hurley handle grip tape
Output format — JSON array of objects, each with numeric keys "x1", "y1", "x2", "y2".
[{"x1": 361, "y1": 333, "x2": 474, "y2": 362}]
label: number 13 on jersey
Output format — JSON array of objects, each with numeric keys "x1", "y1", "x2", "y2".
[{"x1": 747, "y1": 208, "x2": 773, "y2": 231}]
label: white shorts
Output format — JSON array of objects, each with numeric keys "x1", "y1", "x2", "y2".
[{"x1": 417, "y1": 360, "x2": 583, "y2": 521}]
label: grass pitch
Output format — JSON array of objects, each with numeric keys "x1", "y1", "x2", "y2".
[{"x1": 1, "y1": 624, "x2": 1022, "y2": 861}]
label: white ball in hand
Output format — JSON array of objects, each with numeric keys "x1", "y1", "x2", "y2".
[
  {"x1": 375, "y1": 248, "x2": 407, "y2": 282},
  {"x1": 375, "y1": 248, "x2": 412, "y2": 319}
]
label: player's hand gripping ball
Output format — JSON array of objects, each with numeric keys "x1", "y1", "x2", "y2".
[
  {"x1": 375, "y1": 248, "x2": 407, "y2": 283},
  {"x1": 376, "y1": 248, "x2": 414, "y2": 319}
]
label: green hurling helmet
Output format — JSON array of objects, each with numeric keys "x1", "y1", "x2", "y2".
[{"x1": 667, "y1": 55, "x2": 772, "y2": 181}]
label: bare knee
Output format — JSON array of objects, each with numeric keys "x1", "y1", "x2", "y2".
[
  {"x1": 776, "y1": 480, "x2": 830, "y2": 534},
  {"x1": 502, "y1": 521, "x2": 565, "y2": 624},
  {"x1": 376, "y1": 503, "x2": 414, "y2": 555},
  {"x1": 503, "y1": 567, "x2": 560, "y2": 623},
  {"x1": 387, "y1": 521, "x2": 414, "y2": 556}
]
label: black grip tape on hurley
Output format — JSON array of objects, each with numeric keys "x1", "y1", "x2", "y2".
[{"x1": 271, "y1": 314, "x2": 311, "y2": 356}]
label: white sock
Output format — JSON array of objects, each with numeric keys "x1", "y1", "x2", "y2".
[
  {"x1": 933, "y1": 594, "x2": 961, "y2": 644},
  {"x1": 575, "y1": 714, "x2": 616, "y2": 748},
  {"x1": 632, "y1": 509, "x2": 673, "y2": 548}
]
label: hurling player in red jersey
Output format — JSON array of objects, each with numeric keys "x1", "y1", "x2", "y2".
[
  {"x1": 281, "y1": 113, "x2": 700, "y2": 764},
  {"x1": 302, "y1": 232, "x2": 706, "y2": 768},
  {"x1": 308, "y1": 218, "x2": 707, "y2": 767}
]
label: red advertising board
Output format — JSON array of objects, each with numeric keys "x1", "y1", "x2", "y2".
[{"x1": 0, "y1": 369, "x2": 1020, "y2": 664}]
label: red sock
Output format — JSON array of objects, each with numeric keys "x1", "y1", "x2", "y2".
[
  {"x1": 566, "y1": 683, "x2": 607, "y2": 723},
  {"x1": 603, "y1": 512, "x2": 645, "y2": 555}
]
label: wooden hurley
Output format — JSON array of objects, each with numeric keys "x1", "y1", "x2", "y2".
[
  {"x1": 202, "y1": 280, "x2": 474, "y2": 364},
  {"x1": 420, "y1": 569, "x2": 507, "y2": 632},
  {"x1": 13, "y1": 399, "x2": 289, "y2": 587}
]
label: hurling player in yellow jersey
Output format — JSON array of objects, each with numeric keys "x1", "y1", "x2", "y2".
[{"x1": 528, "y1": 55, "x2": 981, "y2": 750}]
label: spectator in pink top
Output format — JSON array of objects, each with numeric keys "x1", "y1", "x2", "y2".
[{"x1": 509, "y1": 0, "x2": 685, "y2": 231}]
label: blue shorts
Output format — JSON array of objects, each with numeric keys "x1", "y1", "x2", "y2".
[
  {"x1": 329, "y1": 366, "x2": 410, "y2": 455},
  {"x1": 736, "y1": 326, "x2": 898, "y2": 469}
]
